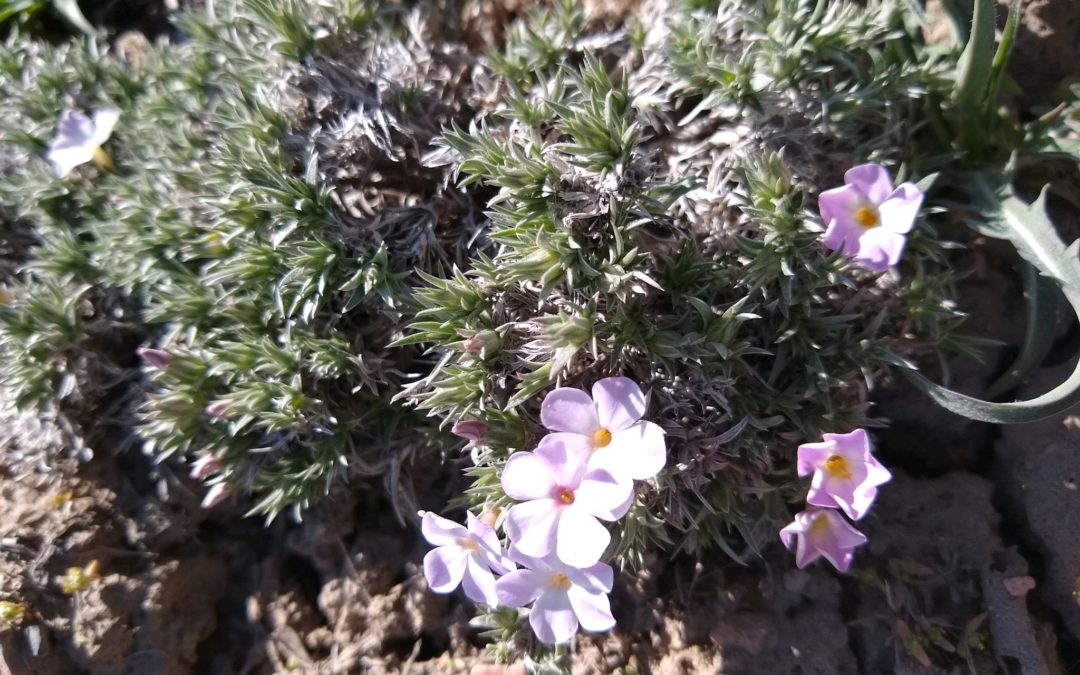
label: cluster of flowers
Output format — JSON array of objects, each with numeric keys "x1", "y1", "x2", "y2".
[
  {"x1": 420, "y1": 377, "x2": 667, "y2": 644},
  {"x1": 779, "y1": 429, "x2": 892, "y2": 572}
]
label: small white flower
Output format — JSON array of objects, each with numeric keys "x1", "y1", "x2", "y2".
[{"x1": 46, "y1": 109, "x2": 119, "y2": 178}]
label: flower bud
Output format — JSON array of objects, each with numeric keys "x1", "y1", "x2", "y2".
[
  {"x1": 451, "y1": 419, "x2": 487, "y2": 443},
  {"x1": 190, "y1": 454, "x2": 223, "y2": 479},
  {"x1": 201, "y1": 482, "x2": 232, "y2": 509},
  {"x1": 205, "y1": 401, "x2": 231, "y2": 418},
  {"x1": 137, "y1": 347, "x2": 173, "y2": 371},
  {"x1": 464, "y1": 330, "x2": 502, "y2": 356}
]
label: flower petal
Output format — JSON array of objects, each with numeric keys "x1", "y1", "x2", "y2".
[
  {"x1": 505, "y1": 499, "x2": 560, "y2": 558},
  {"x1": 461, "y1": 557, "x2": 500, "y2": 606},
  {"x1": 534, "y1": 436, "x2": 587, "y2": 489},
  {"x1": 423, "y1": 546, "x2": 468, "y2": 593},
  {"x1": 592, "y1": 377, "x2": 646, "y2": 431},
  {"x1": 567, "y1": 585, "x2": 616, "y2": 633},
  {"x1": 819, "y1": 184, "x2": 865, "y2": 256},
  {"x1": 91, "y1": 108, "x2": 119, "y2": 146},
  {"x1": 495, "y1": 569, "x2": 547, "y2": 607},
  {"x1": 556, "y1": 506, "x2": 609, "y2": 567},
  {"x1": 541, "y1": 387, "x2": 600, "y2": 435},
  {"x1": 564, "y1": 561, "x2": 614, "y2": 593},
  {"x1": 795, "y1": 441, "x2": 834, "y2": 477},
  {"x1": 501, "y1": 451, "x2": 557, "y2": 501},
  {"x1": 576, "y1": 468, "x2": 633, "y2": 521},
  {"x1": 420, "y1": 511, "x2": 470, "y2": 547},
  {"x1": 46, "y1": 144, "x2": 94, "y2": 178},
  {"x1": 592, "y1": 421, "x2": 666, "y2": 481},
  {"x1": 856, "y1": 227, "x2": 906, "y2": 272},
  {"x1": 878, "y1": 183, "x2": 924, "y2": 235},
  {"x1": 530, "y1": 590, "x2": 579, "y2": 644},
  {"x1": 844, "y1": 163, "x2": 894, "y2": 205},
  {"x1": 540, "y1": 431, "x2": 593, "y2": 464}
]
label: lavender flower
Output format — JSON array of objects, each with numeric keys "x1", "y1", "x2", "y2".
[
  {"x1": 46, "y1": 109, "x2": 119, "y2": 178},
  {"x1": 818, "y1": 163, "x2": 924, "y2": 272},
  {"x1": 540, "y1": 377, "x2": 666, "y2": 483},
  {"x1": 779, "y1": 508, "x2": 868, "y2": 573},
  {"x1": 495, "y1": 549, "x2": 615, "y2": 645},
  {"x1": 420, "y1": 511, "x2": 514, "y2": 606},
  {"x1": 797, "y1": 429, "x2": 892, "y2": 520},
  {"x1": 501, "y1": 436, "x2": 631, "y2": 568}
]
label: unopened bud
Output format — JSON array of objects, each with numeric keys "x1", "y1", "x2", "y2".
[
  {"x1": 464, "y1": 330, "x2": 501, "y2": 356},
  {"x1": 201, "y1": 482, "x2": 232, "y2": 509},
  {"x1": 205, "y1": 401, "x2": 231, "y2": 418},
  {"x1": 137, "y1": 347, "x2": 173, "y2": 371},
  {"x1": 190, "y1": 454, "x2": 223, "y2": 479},
  {"x1": 451, "y1": 419, "x2": 487, "y2": 443}
]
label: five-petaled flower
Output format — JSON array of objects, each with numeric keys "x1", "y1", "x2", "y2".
[
  {"x1": 797, "y1": 429, "x2": 892, "y2": 520},
  {"x1": 502, "y1": 436, "x2": 632, "y2": 568},
  {"x1": 540, "y1": 377, "x2": 666, "y2": 484},
  {"x1": 420, "y1": 510, "x2": 514, "y2": 607},
  {"x1": 779, "y1": 508, "x2": 868, "y2": 573},
  {"x1": 495, "y1": 549, "x2": 615, "y2": 645},
  {"x1": 818, "y1": 163, "x2": 924, "y2": 273},
  {"x1": 46, "y1": 108, "x2": 119, "y2": 178}
]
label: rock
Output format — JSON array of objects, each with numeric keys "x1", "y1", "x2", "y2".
[{"x1": 996, "y1": 360, "x2": 1080, "y2": 645}]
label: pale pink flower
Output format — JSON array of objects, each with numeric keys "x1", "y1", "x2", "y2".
[
  {"x1": 779, "y1": 508, "x2": 868, "y2": 573},
  {"x1": 451, "y1": 419, "x2": 486, "y2": 443},
  {"x1": 189, "y1": 454, "x2": 223, "y2": 479},
  {"x1": 797, "y1": 429, "x2": 892, "y2": 520},
  {"x1": 818, "y1": 163, "x2": 924, "y2": 272},
  {"x1": 495, "y1": 548, "x2": 615, "y2": 645},
  {"x1": 539, "y1": 377, "x2": 666, "y2": 482},
  {"x1": 200, "y1": 482, "x2": 231, "y2": 509},
  {"x1": 501, "y1": 437, "x2": 631, "y2": 568},
  {"x1": 420, "y1": 511, "x2": 514, "y2": 607},
  {"x1": 46, "y1": 108, "x2": 119, "y2": 178}
]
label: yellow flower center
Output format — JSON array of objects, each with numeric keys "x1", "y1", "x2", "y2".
[
  {"x1": 550, "y1": 573, "x2": 572, "y2": 590},
  {"x1": 457, "y1": 537, "x2": 480, "y2": 553},
  {"x1": 555, "y1": 487, "x2": 576, "y2": 505},
  {"x1": 854, "y1": 205, "x2": 879, "y2": 229},
  {"x1": 592, "y1": 427, "x2": 613, "y2": 447},
  {"x1": 91, "y1": 146, "x2": 114, "y2": 172},
  {"x1": 809, "y1": 513, "x2": 831, "y2": 536},
  {"x1": 824, "y1": 454, "x2": 852, "y2": 479}
]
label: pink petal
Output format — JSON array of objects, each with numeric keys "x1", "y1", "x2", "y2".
[
  {"x1": 556, "y1": 506, "x2": 610, "y2": 567},
  {"x1": 878, "y1": 183, "x2": 923, "y2": 234},
  {"x1": 541, "y1": 388, "x2": 600, "y2": 435},
  {"x1": 795, "y1": 441, "x2": 834, "y2": 477},
  {"x1": 855, "y1": 227, "x2": 906, "y2": 272},
  {"x1": 844, "y1": 163, "x2": 894, "y2": 205},
  {"x1": 495, "y1": 569, "x2": 547, "y2": 607},
  {"x1": 501, "y1": 452, "x2": 557, "y2": 500},
  {"x1": 530, "y1": 590, "x2": 579, "y2": 644},
  {"x1": 461, "y1": 557, "x2": 499, "y2": 606},
  {"x1": 591, "y1": 377, "x2": 646, "y2": 431},
  {"x1": 845, "y1": 485, "x2": 879, "y2": 521},
  {"x1": 819, "y1": 185, "x2": 865, "y2": 256},
  {"x1": 540, "y1": 431, "x2": 593, "y2": 464},
  {"x1": 565, "y1": 562, "x2": 614, "y2": 593},
  {"x1": 592, "y1": 421, "x2": 666, "y2": 481},
  {"x1": 779, "y1": 519, "x2": 804, "y2": 550},
  {"x1": 805, "y1": 483, "x2": 843, "y2": 512},
  {"x1": 534, "y1": 436, "x2": 587, "y2": 489},
  {"x1": 567, "y1": 585, "x2": 616, "y2": 632},
  {"x1": 824, "y1": 428, "x2": 870, "y2": 453},
  {"x1": 576, "y1": 468, "x2": 634, "y2": 521},
  {"x1": 423, "y1": 546, "x2": 468, "y2": 593},
  {"x1": 420, "y1": 511, "x2": 469, "y2": 547},
  {"x1": 505, "y1": 499, "x2": 560, "y2": 558}
]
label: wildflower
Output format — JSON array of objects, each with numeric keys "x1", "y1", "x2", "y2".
[
  {"x1": 779, "y1": 508, "x2": 867, "y2": 573},
  {"x1": 201, "y1": 482, "x2": 232, "y2": 509},
  {"x1": 495, "y1": 549, "x2": 615, "y2": 645},
  {"x1": 60, "y1": 560, "x2": 101, "y2": 594},
  {"x1": 46, "y1": 108, "x2": 119, "y2": 178},
  {"x1": 451, "y1": 419, "x2": 487, "y2": 443},
  {"x1": 0, "y1": 601, "x2": 27, "y2": 624},
  {"x1": 818, "y1": 163, "x2": 924, "y2": 272},
  {"x1": 539, "y1": 377, "x2": 666, "y2": 482},
  {"x1": 502, "y1": 436, "x2": 631, "y2": 567},
  {"x1": 137, "y1": 347, "x2": 173, "y2": 371},
  {"x1": 797, "y1": 429, "x2": 892, "y2": 520},
  {"x1": 190, "y1": 454, "x2": 223, "y2": 479},
  {"x1": 420, "y1": 510, "x2": 515, "y2": 606}
]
